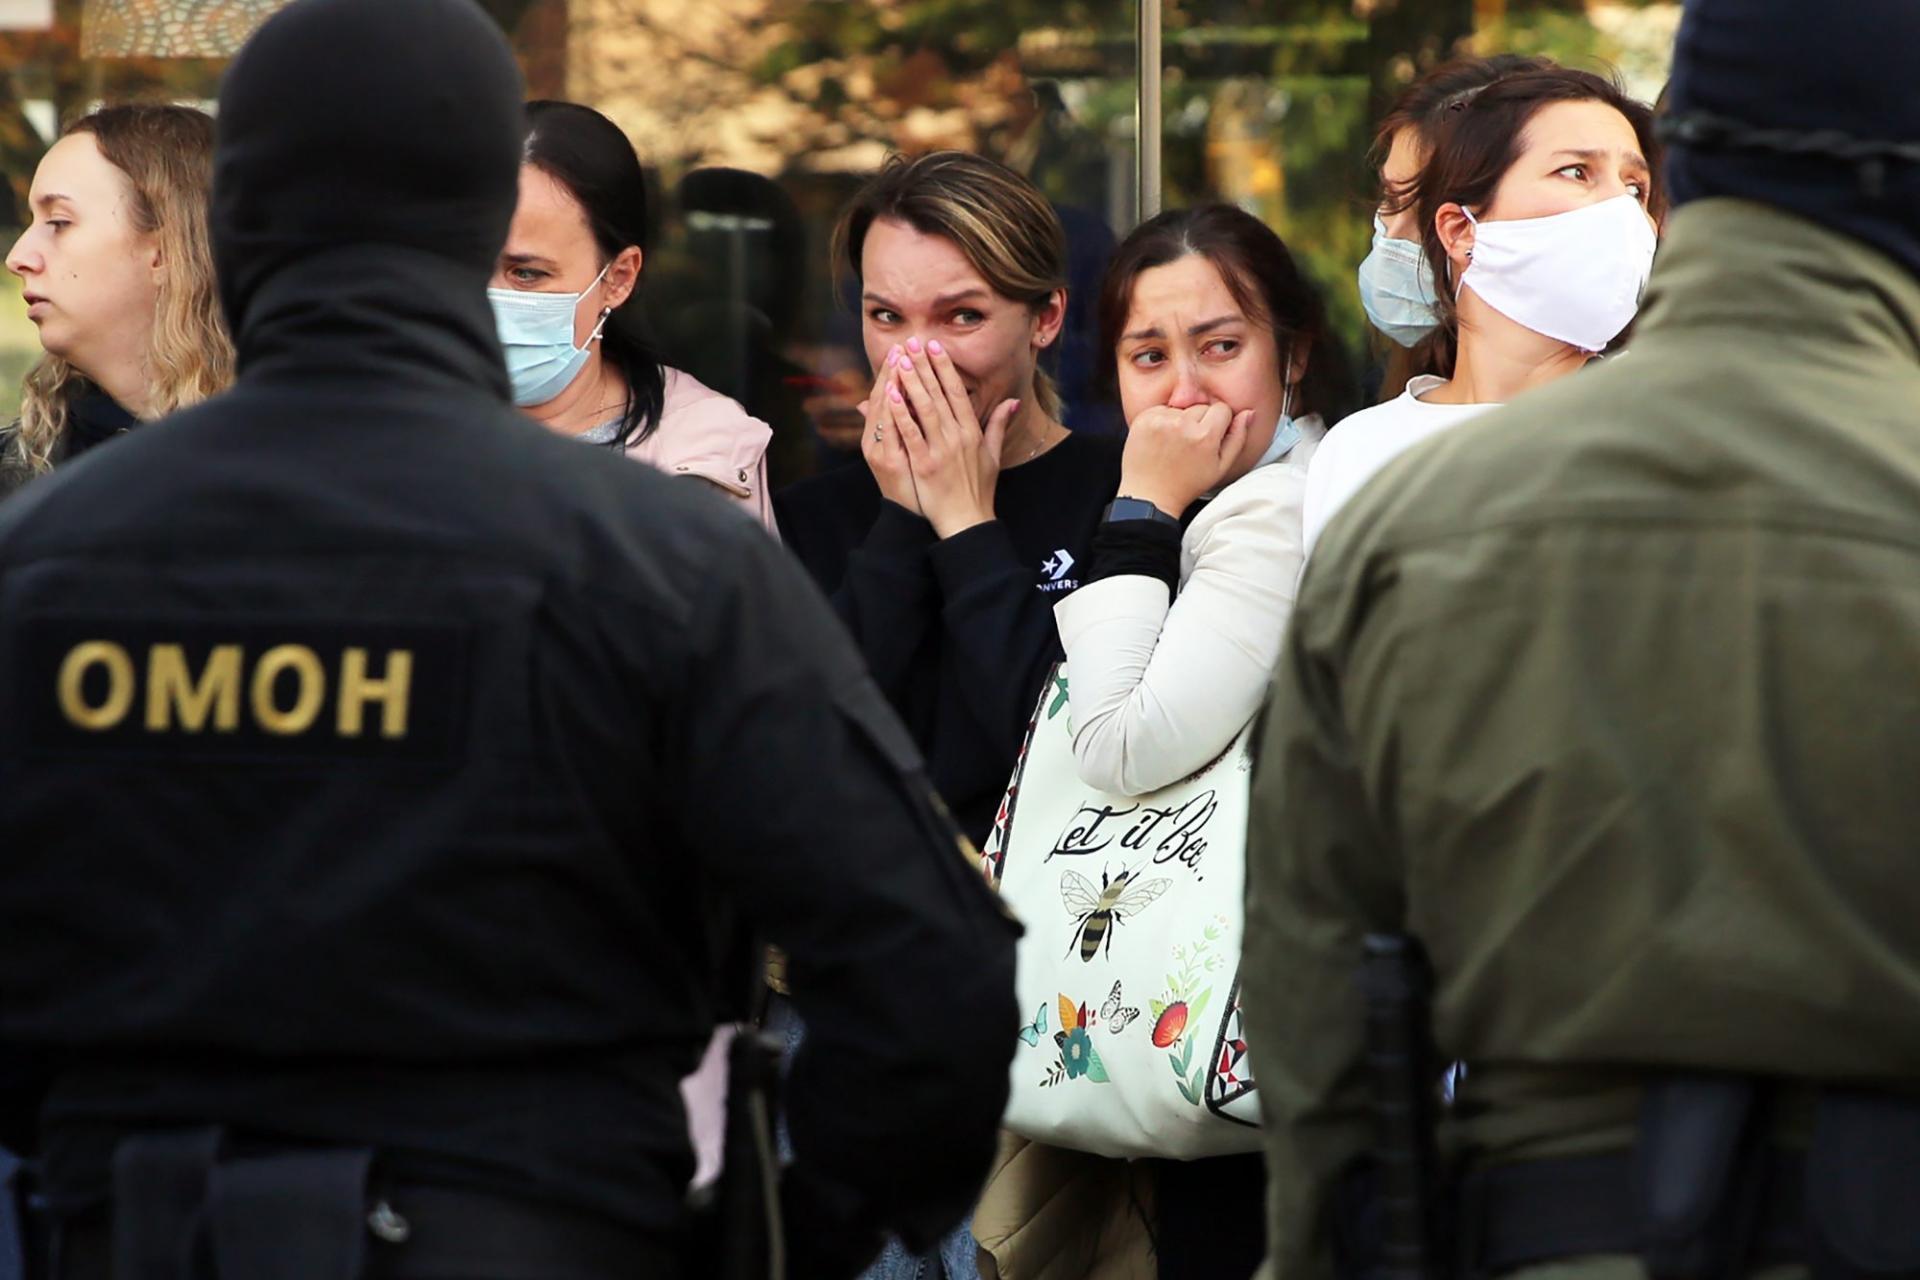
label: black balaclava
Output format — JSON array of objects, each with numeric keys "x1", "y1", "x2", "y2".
[
  {"x1": 1663, "y1": 0, "x2": 1920, "y2": 283},
  {"x1": 212, "y1": 0, "x2": 525, "y2": 393}
]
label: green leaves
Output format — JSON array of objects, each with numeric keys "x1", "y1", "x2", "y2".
[{"x1": 1085, "y1": 1042, "x2": 1110, "y2": 1084}]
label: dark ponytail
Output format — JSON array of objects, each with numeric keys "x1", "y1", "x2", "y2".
[{"x1": 522, "y1": 100, "x2": 666, "y2": 447}]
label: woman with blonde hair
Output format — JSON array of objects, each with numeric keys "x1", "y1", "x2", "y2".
[
  {"x1": 777, "y1": 150, "x2": 1122, "y2": 848},
  {"x1": 3, "y1": 103, "x2": 232, "y2": 498},
  {"x1": 774, "y1": 150, "x2": 1122, "y2": 1280}
]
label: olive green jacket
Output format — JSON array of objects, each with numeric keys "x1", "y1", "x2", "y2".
[{"x1": 1243, "y1": 198, "x2": 1920, "y2": 1280}]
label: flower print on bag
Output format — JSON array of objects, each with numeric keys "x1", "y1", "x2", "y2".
[
  {"x1": 1041, "y1": 994, "x2": 1111, "y2": 1087},
  {"x1": 1150, "y1": 917, "x2": 1227, "y2": 1106}
]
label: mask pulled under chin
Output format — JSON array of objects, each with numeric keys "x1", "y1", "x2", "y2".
[
  {"x1": 1237, "y1": 348, "x2": 1303, "y2": 481},
  {"x1": 1459, "y1": 193, "x2": 1657, "y2": 353}
]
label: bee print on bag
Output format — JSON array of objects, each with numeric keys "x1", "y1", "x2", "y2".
[{"x1": 1060, "y1": 866, "x2": 1172, "y2": 962}]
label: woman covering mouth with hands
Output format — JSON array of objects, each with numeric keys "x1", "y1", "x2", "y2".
[
  {"x1": 971, "y1": 203, "x2": 1354, "y2": 1280},
  {"x1": 775, "y1": 148, "x2": 1123, "y2": 1280},
  {"x1": 1056, "y1": 203, "x2": 1354, "y2": 799},
  {"x1": 776, "y1": 151, "x2": 1122, "y2": 853}
]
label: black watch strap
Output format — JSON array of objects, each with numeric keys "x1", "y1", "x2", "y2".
[{"x1": 1102, "y1": 497, "x2": 1179, "y2": 528}]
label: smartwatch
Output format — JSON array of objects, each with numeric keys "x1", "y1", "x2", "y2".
[{"x1": 1102, "y1": 496, "x2": 1179, "y2": 528}]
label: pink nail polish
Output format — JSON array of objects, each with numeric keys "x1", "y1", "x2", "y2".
[
  {"x1": 888, "y1": 384, "x2": 903, "y2": 403},
  {"x1": 907, "y1": 337, "x2": 923, "y2": 354},
  {"x1": 928, "y1": 340, "x2": 943, "y2": 355}
]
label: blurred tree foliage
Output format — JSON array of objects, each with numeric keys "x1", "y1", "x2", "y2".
[
  {"x1": 751, "y1": 0, "x2": 1135, "y2": 195},
  {"x1": 0, "y1": 0, "x2": 1676, "y2": 426}
]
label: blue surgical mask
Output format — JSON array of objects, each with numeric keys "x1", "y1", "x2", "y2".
[
  {"x1": 1357, "y1": 214, "x2": 1439, "y2": 348},
  {"x1": 488, "y1": 262, "x2": 612, "y2": 407},
  {"x1": 1250, "y1": 349, "x2": 1302, "y2": 470}
]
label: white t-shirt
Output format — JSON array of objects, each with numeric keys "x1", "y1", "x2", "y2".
[{"x1": 1301, "y1": 374, "x2": 1497, "y2": 559}]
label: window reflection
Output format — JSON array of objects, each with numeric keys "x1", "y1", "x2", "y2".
[
  {"x1": 572, "y1": 0, "x2": 1136, "y2": 483},
  {"x1": 0, "y1": 0, "x2": 1674, "y2": 442},
  {"x1": 79, "y1": 0, "x2": 281, "y2": 57}
]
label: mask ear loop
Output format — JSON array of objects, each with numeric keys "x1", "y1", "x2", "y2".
[
  {"x1": 1451, "y1": 206, "x2": 1480, "y2": 296},
  {"x1": 584, "y1": 261, "x2": 616, "y2": 345},
  {"x1": 1280, "y1": 345, "x2": 1295, "y2": 423}
]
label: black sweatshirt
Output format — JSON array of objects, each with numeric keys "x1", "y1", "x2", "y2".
[
  {"x1": 0, "y1": 390, "x2": 136, "y2": 503},
  {"x1": 776, "y1": 430, "x2": 1124, "y2": 844}
]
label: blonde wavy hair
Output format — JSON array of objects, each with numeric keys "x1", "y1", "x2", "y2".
[
  {"x1": 9, "y1": 104, "x2": 233, "y2": 476},
  {"x1": 833, "y1": 150, "x2": 1069, "y2": 422}
]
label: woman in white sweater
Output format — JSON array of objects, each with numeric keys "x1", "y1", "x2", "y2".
[
  {"x1": 1056, "y1": 204, "x2": 1354, "y2": 798},
  {"x1": 1037, "y1": 204, "x2": 1354, "y2": 1277}
]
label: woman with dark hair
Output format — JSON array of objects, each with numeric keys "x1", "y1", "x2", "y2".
[
  {"x1": 974, "y1": 205, "x2": 1352, "y2": 1280},
  {"x1": 1305, "y1": 66, "x2": 1663, "y2": 556},
  {"x1": 1059, "y1": 203, "x2": 1353, "y2": 794},
  {"x1": 490, "y1": 100, "x2": 774, "y2": 530},
  {"x1": 1360, "y1": 53, "x2": 1552, "y2": 398}
]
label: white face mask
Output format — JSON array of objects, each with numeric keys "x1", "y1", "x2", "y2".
[{"x1": 1459, "y1": 194, "x2": 1657, "y2": 353}]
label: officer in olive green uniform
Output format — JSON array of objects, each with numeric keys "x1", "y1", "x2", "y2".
[{"x1": 1241, "y1": 2, "x2": 1920, "y2": 1278}]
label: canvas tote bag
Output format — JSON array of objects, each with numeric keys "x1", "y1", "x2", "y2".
[{"x1": 980, "y1": 662, "x2": 1261, "y2": 1160}]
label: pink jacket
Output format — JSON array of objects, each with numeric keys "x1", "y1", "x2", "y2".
[
  {"x1": 637, "y1": 369, "x2": 775, "y2": 1184},
  {"x1": 625, "y1": 367, "x2": 776, "y2": 535}
]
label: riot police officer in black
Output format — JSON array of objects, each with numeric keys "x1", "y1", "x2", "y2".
[{"x1": 0, "y1": 1, "x2": 1020, "y2": 1276}]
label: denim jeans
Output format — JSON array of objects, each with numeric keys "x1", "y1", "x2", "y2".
[{"x1": 859, "y1": 1227, "x2": 979, "y2": 1280}]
